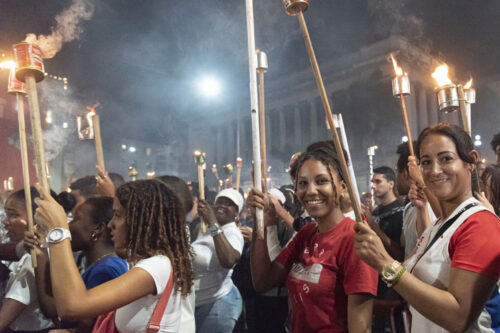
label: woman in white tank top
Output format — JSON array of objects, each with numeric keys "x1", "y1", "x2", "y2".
[{"x1": 354, "y1": 124, "x2": 500, "y2": 333}]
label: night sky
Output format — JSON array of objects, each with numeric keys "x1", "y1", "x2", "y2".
[{"x1": 1, "y1": 0, "x2": 499, "y2": 149}]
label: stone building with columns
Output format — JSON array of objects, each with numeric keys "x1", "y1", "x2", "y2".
[{"x1": 184, "y1": 35, "x2": 465, "y2": 193}]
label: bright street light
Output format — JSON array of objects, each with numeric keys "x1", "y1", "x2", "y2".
[{"x1": 198, "y1": 76, "x2": 221, "y2": 97}]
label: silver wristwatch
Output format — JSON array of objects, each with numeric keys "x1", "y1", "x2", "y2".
[
  {"x1": 46, "y1": 227, "x2": 72, "y2": 244},
  {"x1": 209, "y1": 223, "x2": 224, "y2": 237}
]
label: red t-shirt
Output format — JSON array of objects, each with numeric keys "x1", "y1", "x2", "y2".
[
  {"x1": 276, "y1": 218, "x2": 378, "y2": 333},
  {"x1": 449, "y1": 210, "x2": 500, "y2": 279}
]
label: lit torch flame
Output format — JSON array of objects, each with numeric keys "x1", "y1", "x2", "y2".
[
  {"x1": 432, "y1": 64, "x2": 453, "y2": 87},
  {"x1": 389, "y1": 54, "x2": 405, "y2": 77},
  {"x1": 464, "y1": 78, "x2": 473, "y2": 90},
  {"x1": 0, "y1": 60, "x2": 15, "y2": 70}
]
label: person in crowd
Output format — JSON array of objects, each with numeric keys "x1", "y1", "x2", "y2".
[
  {"x1": 72, "y1": 170, "x2": 125, "y2": 207},
  {"x1": 33, "y1": 179, "x2": 193, "y2": 332},
  {"x1": 194, "y1": 188, "x2": 244, "y2": 333},
  {"x1": 396, "y1": 141, "x2": 437, "y2": 259},
  {"x1": 69, "y1": 176, "x2": 98, "y2": 207},
  {"x1": 25, "y1": 196, "x2": 128, "y2": 332},
  {"x1": 363, "y1": 166, "x2": 405, "y2": 261},
  {"x1": 490, "y1": 132, "x2": 500, "y2": 165},
  {"x1": 477, "y1": 164, "x2": 500, "y2": 332},
  {"x1": 355, "y1": 123, "x2": 500, "y2": 332},
  {"x1": 0, "y1": 187, "x2": 55, "y2": 332},
  {"x1": 249, "y1": 144, "x2": 378, "y2": 332}
]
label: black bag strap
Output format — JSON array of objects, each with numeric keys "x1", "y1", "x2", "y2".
[{"x1": 410, "y1": 202, "x2": 478, "y2": 273}]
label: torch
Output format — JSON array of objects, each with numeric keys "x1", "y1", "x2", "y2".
[
  {"x1": 193, "y1": 151, "x2": 207, "y2": 233},
  {"x1": 3, "y1": 177, "x2": 14, "y2": 192},
  {"x1": 8, "y1": 66, "x2": 37, "y2": 267},
  {"x1": 211, "y1": 164, "x2": 220, "y2": 181},
  {"x1": 245, "y1": 0, "x2": 264, "y2": 238},
  {"x1": 13, "y1": 42, "x2": 50, "y2": 193},
  {"x1": 256, "y1": 50, "x2": 268, "y2": 191},
  {"x1": 223, "y1": 164, "x2": 234, "y2": 188},
  {"x1": 128, "y1": 166, "x2": 138, "y2": 182},
  {"x1": 282, "y1": 0, "x2": 363, "y2": 222},
  {"x1": 87, "y1": 103, "x2": 105, "y2": 171},
  {"x1": 236, "y1": 157, "x2": 243, "y2": 192},
  {"x1": 463, "y1": 78, "x2": 475, "y2": 135},
  {"x1": 367, "y1": 145, "x2": 378, "y2": 207},
  {"x1": 390, "y1": 54, "x2": 415, "y2": 156}
]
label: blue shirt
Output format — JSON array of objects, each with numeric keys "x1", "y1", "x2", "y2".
[{"x1": 82, "y1": 256, "x2": 128, "y2": 289}]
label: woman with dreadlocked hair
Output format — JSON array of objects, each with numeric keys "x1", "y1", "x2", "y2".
[
  {"x1": 248, "y1": 143, "x2": 378, "y2": 333},
  {"x1": 33, "y1": 179, "x2": 193, "y2": 333}
]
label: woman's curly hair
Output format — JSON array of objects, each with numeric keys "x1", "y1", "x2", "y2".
[{"x1": 115, "y1": 179, "x2": 193, "y2": 297}]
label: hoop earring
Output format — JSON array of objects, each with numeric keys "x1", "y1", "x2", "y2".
[{"x1": 91, "y1": 232, "x2": 98, "y2": 242}]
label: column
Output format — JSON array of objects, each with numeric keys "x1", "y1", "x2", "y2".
[
  {"x1": 418, "y1": 86, "x2": 428, "y2": 132},
  {"x1": 294, "y1": 106, "x2": 302, "y2": 146},
  {"x1": 279, "y1": 108, "x2": 286, "y2": 152}
]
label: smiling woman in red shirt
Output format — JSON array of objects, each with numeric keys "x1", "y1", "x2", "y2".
[{"x1": 248, "y1": 143, "x2": 378, "y2": 333}]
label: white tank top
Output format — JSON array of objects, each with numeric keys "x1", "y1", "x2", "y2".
[{"x1": 404, "y1": 197, "x2": 494, "y2": 333}]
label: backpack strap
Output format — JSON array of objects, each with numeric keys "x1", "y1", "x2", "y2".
[{"x1": 146, "y1": 267, "x2": 175, "y2": 333}]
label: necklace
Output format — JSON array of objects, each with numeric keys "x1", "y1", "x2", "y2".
[{"x1": 88, "y1": 252, "x2": 115, "y2": 268}]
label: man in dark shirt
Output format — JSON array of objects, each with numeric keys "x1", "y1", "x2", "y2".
[
  {"x1": 363, "y1": 166, "x2": 406, "y2": 332},
  {"x1": 364, "y1": 166, "x2": 405, "y2": 260}
]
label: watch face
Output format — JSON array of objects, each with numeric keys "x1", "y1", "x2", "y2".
[{"x1": 49, "y1": 229, "x2": 64, "y2": 242}]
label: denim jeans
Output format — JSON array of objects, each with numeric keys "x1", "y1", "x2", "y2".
[{"x1": 195, "y1": 285, "x2": 243, "y2": 333}]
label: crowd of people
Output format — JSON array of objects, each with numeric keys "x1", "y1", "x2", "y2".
[{"x1": 0, "y1": 123, "x2": 499, "y2": 333}]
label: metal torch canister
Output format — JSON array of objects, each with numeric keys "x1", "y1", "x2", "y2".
[
  {"x1": 283, "y1": 0, "x2": 308, "y2": 15},
  {"x1": 464, "y1": 88, "x2": 476, "y2": 104},
  {"x1": 435, "y1": 84, "x2": 459, "y2": 113},
  {"x1": 392, "y1": 75, "x2": 411, "y2": 97},
  {"x1": 13, "y1": 43, "x2": 45, "y2": 83},
  {"x1": 3, "y1": 177, "x2": 14, "y2": 191},
  {"x1": 76, "y1": 113, "x2": 95, "y2": 140},
  {"x1": 8, "y1": 68, "x2": 26, "y2": 94},
  {"x1": 256, "y1": 51, "x2": 268, "y2": 72}
]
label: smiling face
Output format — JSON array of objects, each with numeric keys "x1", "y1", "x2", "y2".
[
  {"x1": 214, "y1": 197, "x2": 239, "y2": 225},
  {"x1": 107, "y1": 197, "x2": 128, "y2": 257},
  {"x1": 296, "y1": 158, "x2": 343, "y2": 223},
  {"x1": 419, "y1": 133, "x2": 473, "y2": 204},
  {"x1": 3, "y1": 196, "x2": 29, "y2": 242}
]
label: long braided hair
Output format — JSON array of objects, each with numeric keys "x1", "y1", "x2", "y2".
[
  {"x1": 292, "y1": 142, "x2": 347, "y2": 207},
  {"x1": 115, "y1": 179, "x2": 193, "y2": 297}
]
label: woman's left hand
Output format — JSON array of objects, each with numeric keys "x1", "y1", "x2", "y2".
[
  {"x1": 354, "y1": 222, "x2": 393, "y2": 272},
  {"x1": 34, "y1": 184, "x2": 68, "y2": 230}
]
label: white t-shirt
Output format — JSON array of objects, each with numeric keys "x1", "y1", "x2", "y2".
[
  {"x1": 192, "y1": 222, "x2": 244, "y2": 306},
  {"x1": 5, "y1": 253, "x2": 54, "y2": 331},
  {"x1": 115, "y1": 255, "x2": 181, "y2": 333}
]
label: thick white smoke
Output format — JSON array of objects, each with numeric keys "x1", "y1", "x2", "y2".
[{"x1": 24, "y1": 0, "x2": 95, "y2": 59}]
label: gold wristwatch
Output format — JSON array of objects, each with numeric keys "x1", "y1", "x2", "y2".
[{"x1": 381, "y1": 260, "x2": 405, "y2": 287}]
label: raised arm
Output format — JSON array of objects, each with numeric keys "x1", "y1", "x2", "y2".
[
  {"x1": 247, "y1": 188, "x2": 288, "y2": 293},
  {"x1": 33, "y1": 185, "x2": 157, "y2": 321}
]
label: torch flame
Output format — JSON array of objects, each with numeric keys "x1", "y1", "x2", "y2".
[
  {"x1": 432, "y1": 64, "x2": 453, "y2": 87},
  {"x1": 464, "y1": 78, "x2": 473, "y2": 90},
  {"x1": 389, "y1": 54, "x2": 404, "y2": 77},
  {"x1": 0, "y1": 60, "x2": 15, "y2": 69}
]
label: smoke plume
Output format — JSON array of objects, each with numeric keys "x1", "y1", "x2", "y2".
[{"x1": 24, "y1": 0, "x2": 94, "y2": 59}]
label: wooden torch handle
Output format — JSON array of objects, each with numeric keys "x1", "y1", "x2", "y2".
[
  {"x1": 236, "y1": 167, "x2": 242, "y2": 192},
  {"x1": 399, "y1": 93, "x2": 415, "y2": 156},
  {"x1": 25, "y1": 74, "x2": 50, "y2": 194},
  {"x1": 16, "y1": 93, "x2": 37, "y2": 268},
  {"x1": 297, "y1": 11, "x2": 362, "y2": 222},
  {"x1": 92, "y1": 114, "x2": 106, "y2": 171},
  {"x1": 197, "y1": 164, "x2": 207, "y2": 233}
]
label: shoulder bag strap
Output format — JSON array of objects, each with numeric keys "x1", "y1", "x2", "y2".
[
  {"x1": 410, "y1": 202, "x2": 477, "y2": 273},
  {"x1": 146, "y1": 268, "x2": 175, "y2": 333}
]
